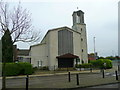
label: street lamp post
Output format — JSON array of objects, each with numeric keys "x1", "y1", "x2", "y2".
[{"x1": 93, "y1": 37, "x2": 96, "y2": 60}]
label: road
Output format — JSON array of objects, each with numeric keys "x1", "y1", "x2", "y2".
[
  {"x1": 89, "y1": 83, "x2": 119, "y2": 88},
  {"x1": 1, "y1": 64, "x2": 120, "y2": 89},
  {"x1": 2, "y1": 72, "x2": 119, "y2": 88}
]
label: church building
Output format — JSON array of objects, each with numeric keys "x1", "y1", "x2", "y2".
[{"x1": 30, "y1": 10, "x2": 88, "y2": 70}]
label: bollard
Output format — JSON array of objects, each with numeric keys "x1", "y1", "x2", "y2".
[
  {"x1": 90, "y1": 68, "x2": 92, "y2": 73},
  {"x1": 76, "y1": 74, "x2": 79, "y2": 85},
  {"x1": 102, "y1": 69, "x2": 105, "y2": 78},
  {"x1": 54, "y1": 65, "x2": 55, "y2": 71},
  {"x1": 68, "y1": 72, "x2": 71, "y2": 82},
  {"x1": 26, "y1": 75, "x2": 29, "y2": 90},
  {"x1": 115, "y1": 70, "x2": 118, "y2": 80}
]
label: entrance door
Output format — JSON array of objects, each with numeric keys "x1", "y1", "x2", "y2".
[{"x1": 58, "y1": 58, "x2": 74, "y2": 68}]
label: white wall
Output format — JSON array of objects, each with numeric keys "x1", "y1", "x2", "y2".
[
  {"x1": 30, "y1": 43, "x2": 48, "y2": 67},
  {"x1": 48, "y1": 30, "x2": 59, "y2": 70},
  {"x1": 73, "y1": 32, "x2": 81, "y2": 64}
]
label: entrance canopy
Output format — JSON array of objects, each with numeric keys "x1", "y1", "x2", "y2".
[{"x1": 56, "y1": 53, "x2": 79, "y2": 59}]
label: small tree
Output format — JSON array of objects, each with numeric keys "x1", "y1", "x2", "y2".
[
  {"x1": 2, "y1": 29, "x2": 13, "y2": 63},
  {"x1": 0, "y1": 1, "x2": 40, "y2": 89},
  {"x1": 2, "y1": 29, "x2": 13, "y2": 89},
  {"x1": 0, "y1": 40, "x2": 2, "y2": 62}
]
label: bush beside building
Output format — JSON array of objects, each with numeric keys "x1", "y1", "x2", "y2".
[
  {"x1": 76, "y1": 59, "x2": 112, "y2": 69},
  {"x1": 3, "y1": 62, "x2": 33, "y2": 76}
]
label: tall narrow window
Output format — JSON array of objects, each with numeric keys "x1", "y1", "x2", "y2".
[
  {"x1": 81, "y1": 28, "x2": 82, "y2": 31},
  {"x1": 82, "y1": 49, "x2": 83, "y2": 52},
  {"x1": 81, "y1": 38, "x2": 83, "y2": 41}
]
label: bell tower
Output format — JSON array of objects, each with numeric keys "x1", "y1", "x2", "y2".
[
  {"x1": 72, "y1": 10, "x2": 88, "y2": 63},
  {"x1": 73, "y1": 10, "x2": 84, "y2": 25}
]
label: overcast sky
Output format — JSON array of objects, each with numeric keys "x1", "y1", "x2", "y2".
[{"x1": 7, "y1": 0, "x2": 119, "y2": 57}]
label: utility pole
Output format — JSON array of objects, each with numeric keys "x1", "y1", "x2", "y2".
[{"x1": 93, "y1": 37, "x2": 96, "y2": 60}]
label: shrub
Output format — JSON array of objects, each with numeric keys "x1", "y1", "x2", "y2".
[
  {"x1": 76, "y1": 59, "x2": 112, "y2": 69},
  {"x1": 75, "y1": 64, "x2": 80, "y2": 68},
  {"x1": 90, "y1": 59, "x2": 112, "y2": 69},
  {"x1": 75, "y1": 63, "x2": 92, "y2": 68},
  {"x1": 81, "y1": 63, "x2": 92, "y2": 68},
  {"x1": 4, "y1": 63, "x2": 20, "y2": 76},
  {"x1": 33, "y1": 67, "x2": 38, "y2": 72},
  {"x1": 39, "y1": 66, "x2": 49, "y2": 70},
  {"x1": 4, "y1": 62, "x2": 33, "y2": 76},
  {"x1": 17, "y1": 62, "x2": 33, "y2": 75}
]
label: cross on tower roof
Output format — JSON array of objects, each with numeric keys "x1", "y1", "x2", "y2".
[{"x1": 77, "y1": 7, "x2": 79, "y2": 10}]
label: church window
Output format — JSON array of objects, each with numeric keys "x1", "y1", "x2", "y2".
[
  {"x1": 82, "y1": 49, "x2": 83, "y2": 52},
  {"x1": 58, "y1": 29, "x2": 73, "y2": 55},
  {"x1": 81, "y1": 28, "x2": 82, "y2": 31},
  {"x1": 81, "y1": 38, "x2": 83, "y2": 41}
]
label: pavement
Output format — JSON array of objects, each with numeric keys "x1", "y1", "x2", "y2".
[
  {"x1": 4, "y1": 72, "x2": 120, "y2": 88},
  {"x1": 1, "y1": 65, "x2": 118, "y2": 79},
  {"x1": 1, "y1": 66, "x2": 120, "y2": 89},
  {"x1": 1, "y1": 69, "x2": 101, "y2": 79},
  {"x1": 1, "y1": 62, "x2": 118, "y2": 79}
]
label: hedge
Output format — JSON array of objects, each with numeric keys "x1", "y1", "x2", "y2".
[
  {"x1": 75, "y1": 63, "x2": 92, "y2": 68},
  {"x1": 39, "y1": 66, "x2": 49, "y2": 70},
  {"x1": 90, "y1": 59, "x2": 112, "y2": 69},
  {"x1": 3, "y1": 62, "x2": 33, "y2": 76},
  {"x1": 76, "y1": 59, "x2": 112, "y2": 69}
]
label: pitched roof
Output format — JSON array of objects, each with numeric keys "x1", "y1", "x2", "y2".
[
  {"x1": 48, "y1": 26, "x2": 80, "y2": 34},
  {"x1": 41, "y1": 26, "x2": 80, "y2": 42},
  {"x1": 56, "y1": 53, "x2": 79, "y2": 59},
  {"x1": 30, "y1": 26, "x2": 81, "y2": 49}
]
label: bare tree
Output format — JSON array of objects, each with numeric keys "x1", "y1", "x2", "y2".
[
  {"x1": 0, "y1": 1, "x2": 40, "y2": 43},
  {"x1": 0, "y1": 1, "x2": 41, "y2": 89}
]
